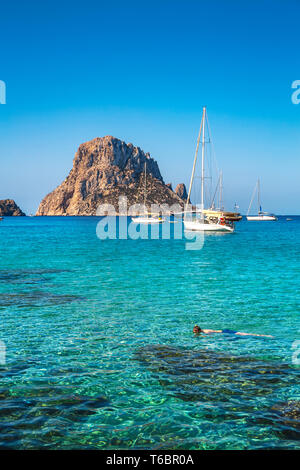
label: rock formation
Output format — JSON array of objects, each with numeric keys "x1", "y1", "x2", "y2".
[
  {"x1": 175, "y1": 183, "x2": 188, "y2": 202},
  {"x1": 0, "y1": 199, "x2": 25, "y2": 216},
  {"x1": 36, "y1": 136, "x2": 185, "y2": 215}
]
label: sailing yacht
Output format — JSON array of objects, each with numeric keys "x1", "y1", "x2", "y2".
[
  {"x1": 202, "y1": 171, "x2": 242, "y2": 222},
  {"x1": 183, "y1": 107, "x2": 236, "y2": 233},
  {"x1": 246, "y1": 179, "x2": 277, "y2": 221},
  {"x1": 131, "y1": 162, "x2": 165, "y2": 224}
]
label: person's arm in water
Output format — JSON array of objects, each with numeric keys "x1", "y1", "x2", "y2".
[{"x1": 202, "y1": 329, "x2": 223, "y2": 334}]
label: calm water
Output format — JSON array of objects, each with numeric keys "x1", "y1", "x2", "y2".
[{"x1": 0, "y1": 216, "x2": 299, "y2": 449}]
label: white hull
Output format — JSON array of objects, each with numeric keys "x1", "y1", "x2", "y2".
[
  {"x1": 246, "y1": 215, "x2": 277, "y2": 221},
  {"x1": 247, "y1": 180, "x2": 277, "y2": 221},
  {"x1": 131, "y1": 217, "x2": 165, "y2": 224},
  {"x1": 184, "y1": 220, "x2": 234, "y2": 232}
]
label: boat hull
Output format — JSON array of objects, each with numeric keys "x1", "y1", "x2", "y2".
[
  {"x1": 203, "y1": 210, "x2": 242, "y2": 222},
  {"x1": 131, "y1": 217, "x2": 165, "y2": 224},
  {"x1": 184, "y1": 220, "x2": 234, "y2": 232},
  {"x1": 246, "y1": 215, "x2": 277, "y2": 221}
]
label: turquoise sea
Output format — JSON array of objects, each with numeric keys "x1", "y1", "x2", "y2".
[{"x1": 0, "y1": 216, "x2": 299, "y2": 449}]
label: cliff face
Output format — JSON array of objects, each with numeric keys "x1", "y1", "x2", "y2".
[
  {"x1": 175, "y1": 183, "x2": 188, "y2": 202},
  {"x1": 36, "y1": 136, "x2": 185, "y2": 215},
  {"x1": 0, "y1": 199, "x2": 25, "y2": 216}
]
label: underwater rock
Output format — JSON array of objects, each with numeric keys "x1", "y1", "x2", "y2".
[
  {"x1": 28, "y1": 394, "x2": 109, "y2": 420},
  {"x1": 269, "y1": 401, "x2": 300, "y2": 440},
  {"x1": 0, "y1": 358, "x2": 38, "y2": 379},
  {"x1": 135, "y1": 344, "x2": 299, "y2": 408},
  {"x1": 135, "y1": 345, "x2": 300, "y2": 442},
  {"x1": 252, "y1": 400, "x2": 300, "y2": 441},
  {"x1": 0, "y1": 290, "x2": 85, "y2": 307},
  {"x1": 0, "y1": 269, "x2": 70, "y2": 285},
  {"x1": 0, "y1": 390, "x2": 109, "y2": 445}
]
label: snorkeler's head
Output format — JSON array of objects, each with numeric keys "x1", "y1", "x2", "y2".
[{"x1": 193, "y1": 325, "x2": 201, "y2": 334}]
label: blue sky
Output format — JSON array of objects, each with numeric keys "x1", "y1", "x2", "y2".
[{"x1": 0, "y1": 0, "x2": 299, "y2": 214}]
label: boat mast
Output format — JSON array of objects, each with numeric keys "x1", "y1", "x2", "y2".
[
  {"x1": 210, "y1": 172, "x2": 220, "y2": 209},
  {"x1": 219, "y1": 170, "x2": 223, "y2": 210},
  {"x1": 201, "y1": 107, "x2": 206, "y2": 214},
  {"x1": 257, "y1": 178, "x2": 261, "y2": 213},
  {"x1": 247, "y1": 180, "x2": 258, "y2": 216},
  {"x1": 144, "y1": 162, "x2": 147, "y2": 213},
  {"x1": 186, "y1": 110, "x2": 204, "y2": 206}
]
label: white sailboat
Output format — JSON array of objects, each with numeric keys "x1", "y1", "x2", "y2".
[
  {"x1": 131, "y1": 162, "x2": 165, "y2": 224},
  {"x1": 246, "y1": 179, "x2": 277, "y2": 221},
  {"x1": 183, "y1": 107, "x2": 235, "y2": 233}
]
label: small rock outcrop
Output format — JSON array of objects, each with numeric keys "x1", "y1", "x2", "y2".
[
  {"x1": 36, "y1": 136, "x2": 185, "y2": 215},
  {"x1": 269, "y1": 401, "x2": 300, "y2": 440},
  {"x1": 0, "y1": 199, "x2": 26, "y2": 216},
  {"x1": 175, "y1": 183, "x2": 188, "y2": 202}
]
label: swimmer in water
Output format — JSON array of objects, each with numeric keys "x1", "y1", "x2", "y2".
[{"x1": 193, "y1": 325, "x2": 274, "y2": 338}]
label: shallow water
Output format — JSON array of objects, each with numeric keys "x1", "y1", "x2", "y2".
[{"x1": 0, "y1": 216, "x2": 299, "y2": 449}]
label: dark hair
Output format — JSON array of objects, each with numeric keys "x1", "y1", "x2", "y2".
[{"x1": 193, "y1": 325, "x2": 201, "y2": 333}]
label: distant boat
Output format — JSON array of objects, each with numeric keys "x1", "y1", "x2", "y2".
[
  {"x1": 246, "y1": 179, "x2": 277, "y2": 221},
  {"x1": 183, "y1": 107, "x2": 236, "y2": 233},
  {"x1": 131, "y1": 215, "x2": 164, "y2": 224},
  {"x1": 286, "y1": 218, "x2": 293, "y2": 221},
  {"x1": 131, "y1": 162, "x2": 165, "y2": 224}
]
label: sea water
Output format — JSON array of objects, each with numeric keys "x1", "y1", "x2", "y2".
[{"x1": 0, "y1": 216, "x2": 299, "y2": 449}]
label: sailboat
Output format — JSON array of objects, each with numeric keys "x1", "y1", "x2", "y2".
[
  {"x1": 131, "y1": 162, "x2": 165, "y2": 224},
  {"x1": 202, "y1": 171, "x2": 242, "y2": 222},
  {"x1": 246, "y1": 179, "x2": 277, "y2": 221},
  {"x1": 183, "y1": 107, "x2": 236, "y2": 233}
]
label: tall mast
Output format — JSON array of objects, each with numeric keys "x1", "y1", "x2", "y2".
[
  {"x1": 219, "y1": 170, "x2": 223, "y2": 210},
  {"x1": 247, "y1": 180, "x2": 258, "y2": 216},
  {"x1": 186, "y1": 110, "x2": 204, "y2": 205},
  {"x1": 257, "y1": 178, "x2": 261, "y2": 213},
  {"x1": 144, "y1": 162, "x2": 147, "y2": 211},
  {"x1": 201, "y1": 107, "x2": 206, "y2": 213}
]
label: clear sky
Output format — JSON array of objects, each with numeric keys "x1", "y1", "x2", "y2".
[{"x1": 0, "y1": 0, "x2": 299, "y2": 214}]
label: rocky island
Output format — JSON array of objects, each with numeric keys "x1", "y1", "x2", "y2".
[
  {"x1": 36, "y1": 136, "x2": 187, "y2": 215},
  {"x1": 0, "y1": 199, "x2": 26, "y2": 216}
]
